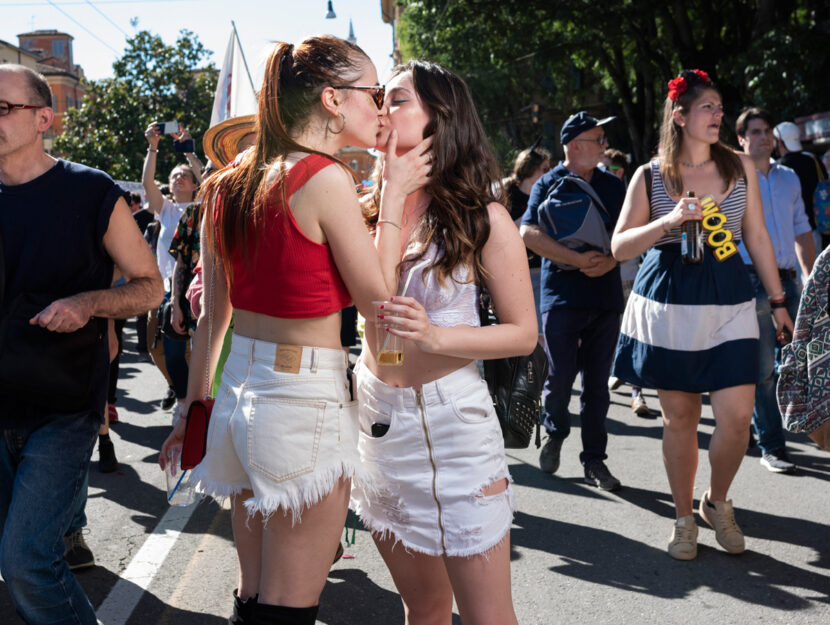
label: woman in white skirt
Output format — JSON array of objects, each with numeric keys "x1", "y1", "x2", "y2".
[
  {"x1": 611, "y1": 69, "x2": 793, "y2": 561},
  {"x1": 352, "y1": 61, "x2": 538, "y2": 625},
  {"x1": 159, "y1": 37, "x2": 429, "y2": 625}
]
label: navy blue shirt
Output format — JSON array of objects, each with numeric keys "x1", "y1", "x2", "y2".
[
  {"x1": 522, "y1": 162, "x2": 625, "y2": 313},
  {"x1": 0, "y1": 159, "x2": 118, "y2": 427}
]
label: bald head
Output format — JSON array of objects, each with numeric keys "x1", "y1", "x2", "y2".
[{"x1": 0, "y1": 64, "x2": 52, "y2": 108}]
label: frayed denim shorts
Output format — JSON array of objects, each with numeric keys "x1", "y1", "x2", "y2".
[
  {"x1": 188, "y1": 335, "x2": 365, "y2": 522},
  {"x1": 350, "y1": 361, "x2": 515, "y2": 557}
]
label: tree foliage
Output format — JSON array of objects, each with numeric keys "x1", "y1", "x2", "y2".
[
  {"x1": 397, "y1": 0, "x2": 830, "y2": 167},
  {"x1": 55, "y1": 30, "x2": 217, "y2": 181}
]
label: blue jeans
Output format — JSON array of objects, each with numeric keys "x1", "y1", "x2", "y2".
[
  {"x1": 163, "y1": 335, "x2": 189, "y2": 399},
  {"x1": 161, "y1": 290, "x2": 190, "y2": 399},
  {"x1": 750, "y1": 273, "x2": 800, "y2": 454},
  {"x1": 0, "y1": 411, "x2": 99, "y2": 625},
  {"x1": 541, "y1": 308, "x2": 621, "y2": 465}
]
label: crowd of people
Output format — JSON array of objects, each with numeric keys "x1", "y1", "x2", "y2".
[{"x1": 1, "y1": 33, "x2": 828, "y2": 625}]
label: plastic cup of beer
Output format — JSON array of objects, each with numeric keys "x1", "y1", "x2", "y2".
[{"x1": 373, "y1": 300, "x2": 404, "y2": 366}]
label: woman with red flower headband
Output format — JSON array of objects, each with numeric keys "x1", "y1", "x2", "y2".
[{"x1": 609, "y1": 69, "x2": 792, "y2": 561}]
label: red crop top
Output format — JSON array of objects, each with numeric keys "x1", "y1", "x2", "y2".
[{"x1": 226, "y1": 153, "x2": 352, "y2": 318}]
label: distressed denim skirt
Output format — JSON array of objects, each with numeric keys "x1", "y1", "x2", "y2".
[
  {"x1": 350, "y1": 360, "x2": 515, "y2": 557},
  {"x1": 188, "y1": 335, "x2": 365, "y2": 522}
]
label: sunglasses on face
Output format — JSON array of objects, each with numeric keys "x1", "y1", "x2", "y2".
[
  {"x1": 0, "y1": 100, "x2": 46, "y2": 116},
  {"x1": 331, "y1": 85, "x2": 385, "y2": 110}
]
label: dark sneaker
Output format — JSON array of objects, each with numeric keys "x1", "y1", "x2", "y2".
[
  {"x1": 98, "y1": 435, "x2": 118, "y2": 473},
  {"x1": 63, "y1": 529, "x2": 95, "y2": 570},
  {"x1": 539, "y1": 437, "x2": 564, "y2": 474},
  {"x1": 747, "y1": 428, "x2": 758, "y2": 452},
  {"x1": 760, "y1": 448, "x2": 796, "y2": 474},
  {"x1": 161, "y1": 386, "x2": 176, "y2": 410},
  {"x1": 584, "y1": 460, "x2": 621, "y2": 491}
]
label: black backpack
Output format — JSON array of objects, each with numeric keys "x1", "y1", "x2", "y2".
[{"x1": 479, "y1": 288, "x2": 548, "y2": 448}]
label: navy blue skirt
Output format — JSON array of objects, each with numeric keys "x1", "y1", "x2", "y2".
[{"x1": 612, "y1": 244, "x2": 759, "y2": 393}]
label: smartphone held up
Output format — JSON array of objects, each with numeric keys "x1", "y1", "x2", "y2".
[{"x1": 156, "y1": 120, "x2": 179, "y2": 135}]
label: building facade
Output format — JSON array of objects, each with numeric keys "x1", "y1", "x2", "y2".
[{"x1": 17, "y1": 30, "x2": 86, "y2": 150}]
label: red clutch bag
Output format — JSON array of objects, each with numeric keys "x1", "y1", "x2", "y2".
[{"x1": 180, "y1": 398, "x2": 215, "y2": 470}]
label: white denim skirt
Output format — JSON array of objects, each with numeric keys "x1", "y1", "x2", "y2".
[
  {"x1": 188, "y1": 335, "x2": 364, "y2": 522},
  {"x1": 350, "y1": 360, "x2": 515, "y2": 557}
]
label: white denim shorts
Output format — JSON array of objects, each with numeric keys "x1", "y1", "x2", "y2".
[
  {"x1": 350, "y1": 361, "x2": 515, "y2": 557},
  {"x1": 188, "y1": 335, "x2": 364, "y2": 522}
]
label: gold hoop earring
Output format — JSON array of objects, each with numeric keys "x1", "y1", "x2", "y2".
[{"x1": 327, "y1": 112, "x2": 346, "y2": 135}]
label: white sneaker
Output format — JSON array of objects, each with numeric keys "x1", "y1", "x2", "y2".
[
  {"x1": 668, "y1": 514, "x2": 698, "y2": 560},
  {"x1": 608, "y1": 376, "x2": 624, "y2": 391},
  {"x1": 699, "y1": 491, "x2": 745, "y2": 554}
]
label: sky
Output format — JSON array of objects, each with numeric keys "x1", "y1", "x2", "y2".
[{"x1": 0, "y1": 0, "x2": 396, "y2": 84}]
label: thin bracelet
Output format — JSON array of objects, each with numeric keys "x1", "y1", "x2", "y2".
[
  {"x1": 660, "y1": 218, "x2": 670, "y2": 234},
  {"x1": 377, "y1": 219, "x2": 402, "y2": 230},
  {"x1": 769, "y1": 291, "x2": 785, "y2": 302},
  {"x1": 147, "y1": 148, "x2": 158, "y2": 153}
]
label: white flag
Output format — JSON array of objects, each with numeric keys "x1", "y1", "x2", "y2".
[{"x1": 210, "y1": 28, "x2": 258, "y2": 127}]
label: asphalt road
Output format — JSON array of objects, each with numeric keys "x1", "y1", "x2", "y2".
[{"x1": 2, "y1": 324, "x2": 828, "y2": 625}]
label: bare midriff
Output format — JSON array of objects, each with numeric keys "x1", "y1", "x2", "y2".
[
  {"x1": 362, "y1": 318, "x2": 473, "y2": 389},
  {"x1": 233, "y1": 308, "x2": 343, "y2": 351}
]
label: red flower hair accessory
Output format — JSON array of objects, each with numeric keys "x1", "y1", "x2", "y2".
[
  {"x1": 668, "y1": 76, "x2": 687, "y2": 101},
  {"x1": 693, "y1": 69, "x2": 710, "y2": 83}
]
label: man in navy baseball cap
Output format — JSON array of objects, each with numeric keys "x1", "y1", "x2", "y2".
[
  {"x1": 519, "y1": 108, "x2": 625, "y2": 492},
  {"x1": 560, "y1": 111, "x2": 616, "y2": 145}
]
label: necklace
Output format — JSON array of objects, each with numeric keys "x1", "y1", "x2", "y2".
[{"x1": 680, "y1": 158, "x2": 712, "y2": 168}]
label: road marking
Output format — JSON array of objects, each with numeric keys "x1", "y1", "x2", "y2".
[
  {"x1": 157, "y1": 500, "x2": 231, "y2": 625},
  {"x1": 96, "y1": 502, "x2": 197, "y2": 624}
]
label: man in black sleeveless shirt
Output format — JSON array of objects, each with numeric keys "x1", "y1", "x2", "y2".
[{"x1": 0, "y1": 65, "x2": 163, "y2": 624}]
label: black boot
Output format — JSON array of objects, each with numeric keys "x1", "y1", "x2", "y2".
[
  {"x1": 229, "y1": 589, "x2": 257, "y2": 625},
  {"x1": 253, "y1": 602, "x2": 319, "y2": 625}
]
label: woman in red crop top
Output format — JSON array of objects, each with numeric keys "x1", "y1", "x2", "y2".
[
  {"x1": 352, "y1": 62, "x2": 538, "y2": 625},
  {"x1": 159, "y1": 36, "x2": 430, "y2": 625}
]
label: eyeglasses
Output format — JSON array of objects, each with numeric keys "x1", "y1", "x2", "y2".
[
  {"x1": 0, "y1": 100, "x2": 46, "y2": 116},
  {"x1": 331, "y1": 85, "x2": 385, "y2": 110},
  {"x1": 573, "y1": 136, "x2": 608, "y2": 146}
]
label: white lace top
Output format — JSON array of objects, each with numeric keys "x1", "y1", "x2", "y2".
[{"x1": 401, "y1": 242, "x2": 481, "y2": 328}]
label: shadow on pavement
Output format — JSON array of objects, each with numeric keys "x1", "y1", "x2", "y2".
[
  {"x1": 511, "y1": 508, "x2": 830, "y2": 610},
  {"x1": 320, "y1": 567, "x2": 462, "y2": 625}
]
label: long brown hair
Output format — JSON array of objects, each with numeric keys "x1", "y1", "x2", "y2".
[
  {"x1": 659, "y1": 69, "x2": 743, "y2": 196},
  {"x1": 366, "y1": 61, "x2": 505, "y2": 287},
  {"x1": 200, "y1": 36, "x2": 367, "y2": 282}
]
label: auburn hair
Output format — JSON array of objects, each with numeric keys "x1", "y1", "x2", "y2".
[
  {"x1": 199, "y1": 36, "x2": 367, "y2": 283},
  {"x1": 658, "y1": 69, "x2": 743, "y2": 196},
  {"x1": 365, "y1": 61, "x2": 505, "y2": 287}
]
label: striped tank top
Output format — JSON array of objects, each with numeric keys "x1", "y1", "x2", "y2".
[{"x1": 648, "y1": 160, "x2": 746, "y2": 246}]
